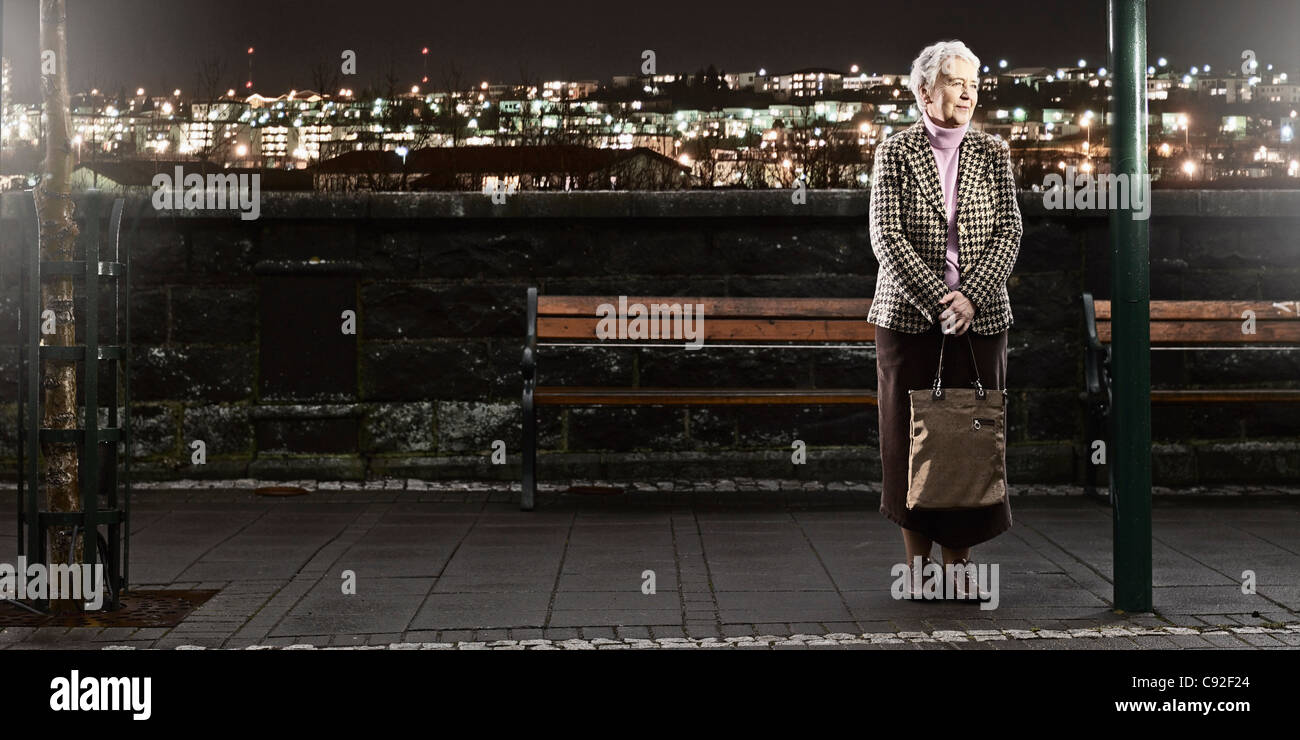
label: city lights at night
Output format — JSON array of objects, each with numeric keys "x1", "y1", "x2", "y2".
[{"x1": 0, "y1": 0, "x2": 1295, "y2": 191}]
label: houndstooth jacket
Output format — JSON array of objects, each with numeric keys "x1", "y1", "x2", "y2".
[{"x1": 867, "y1": 119, "x2": 1023, "y2": 335}]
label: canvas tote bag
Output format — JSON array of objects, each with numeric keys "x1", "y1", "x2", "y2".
[{"x1": 905, "y1": 333, "x2": 1008, "y2": 510}]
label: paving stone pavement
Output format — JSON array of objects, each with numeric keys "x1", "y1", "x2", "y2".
[{"x1": 1, "y1": 481, "x2": 1297, "y2": 650}]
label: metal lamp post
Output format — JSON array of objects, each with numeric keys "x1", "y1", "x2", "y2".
[{"x1": 1107, "y1": 0, "x2": 1154, "y2": 612}]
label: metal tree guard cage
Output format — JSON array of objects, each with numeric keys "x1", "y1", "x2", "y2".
[{"x1": 16, "y1": 192, "x2": 132, "y2": 612}]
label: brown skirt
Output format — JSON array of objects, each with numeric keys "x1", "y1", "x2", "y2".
[{"x1": 875, "y1": 321, "x2": 1012, "y2": 549}]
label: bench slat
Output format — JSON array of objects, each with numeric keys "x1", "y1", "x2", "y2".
[
  {"x1": 1151, "y1": 389, "x2": 1300, "y2": 403},
  {"x1": 1094, "y1": 300, "x2": 1300, "y2": 321},
  {"x1": 1097, "y1": 321, "x2": 1300, "y2": 343},
  {"x1": 538, "y1": 296, "x2": 873, "y2": 318},
  {"x1": 537, "y1": 317, "x2": 876, "y2": 341},
  {"x1": 535, "y1": 387, "x2": 878, "y2": 405}
]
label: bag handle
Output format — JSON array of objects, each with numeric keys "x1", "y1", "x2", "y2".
[{"x1": 931, "y1": 333, "x2": 985, "y2": 400}]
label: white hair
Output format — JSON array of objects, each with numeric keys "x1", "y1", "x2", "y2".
[{"x1": 908, "y1": 40, "x2": 981, "y2": 105}]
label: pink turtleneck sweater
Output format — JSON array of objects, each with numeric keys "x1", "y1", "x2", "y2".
[{"x1": 921, "y1": 112, "x2": 970, "y2": 289}]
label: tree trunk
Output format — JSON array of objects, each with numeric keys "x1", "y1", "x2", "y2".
[{"x1": 36, "y1": 0, "x2": 82, "y2": 613}]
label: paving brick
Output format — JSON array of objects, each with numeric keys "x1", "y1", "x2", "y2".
[
  {"x1": 988, "y1": 639, "x2": 1039, "y2": 650},
  {"x1": 684, "y1": 622, "x2": 723, "y2": 638},
  {"x1": 0, "y1": 628, "x2": 36, "y2": 644},
  {"x1": 155, "y1": 635, "x2": 228, "y2": 649},
  {"x1": 721, "y1": 624, "x2": 756, "y2": 637},
  {"x1": 90, "y1": 628, "x2": 140, "y2": 642},
  {"x1": 1164, "y1": 634, "x2": 1215, "y2": 648},
  {"x1": 1236, "y1": 633, "x2": 1284, "y2": 647},
  {"x1": 1199, "y1": 633, "x2": 1251, "y2": 648},
  {"x1": 1128, "y1": 635, "x2": 1181, "y2": 649}
]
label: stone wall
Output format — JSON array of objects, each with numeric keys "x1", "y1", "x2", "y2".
[{"x1": 2, "y1": 190, "x2": 1298, "y2": 486}]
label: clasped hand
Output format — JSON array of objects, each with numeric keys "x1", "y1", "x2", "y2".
[{"x1": 939, "y1": 291, "x2": 975, "y2": 335}]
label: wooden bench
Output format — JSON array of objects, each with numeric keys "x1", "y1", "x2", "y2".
[
  {"x1": 520, "y1": 288, "x2": 877, "y2": 509},
  {"x1": 1081, "y1": 293, "x2": 1300, "y2": 499}
]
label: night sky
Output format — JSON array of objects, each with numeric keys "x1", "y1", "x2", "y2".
[{"x1": 1, "y1": 0, "x2": 1297, "y2": 101}]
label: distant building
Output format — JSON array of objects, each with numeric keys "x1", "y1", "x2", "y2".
[
  {"x1": 998, "y1": 67, "x2": 1055, "y2": 91},
  {"x1": 541, "y1": 80, "x2": 600, "y2": 99},
  {"x1": 761, "y1": 68, "x2": 845, "y2": 99},
  {"x1": 842, "y1": 73, "x2": 906, "y2": 92},
  {"x1": 1193, "y1": 74, "x2": 1255, "y2": 103},
  {"x1": 69, "y1": 159, "x2": 312, "y2": 192},
  {"x1": 1257, "y1": 82, "x2": 1300, "y2": 105},
  {"x1": 1, "y1": 57, "x2": 11, "y2": 146},
  {"x1": 5, "y1": 103, "x2": 41, "y2": 151},
  {"x1": 1147, "y1": 76, "x2": 1175, "y2": 100},
  {"x1": 312, "y1": 144, "x2": 691, "y2": 192},
  {"x1": 724, "y1": 72, "x2": 758, "y2": 90},
  {"x1": 184, "y1": 101, "x2": 251, "y2": 157}
]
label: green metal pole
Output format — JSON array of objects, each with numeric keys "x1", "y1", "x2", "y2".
[
  {"x1": 1, "y1": 0, "x2": 5, "y2": 180},
  {"x1": 1107, "y1": 0, "x2": 1152, "y2": 612}
]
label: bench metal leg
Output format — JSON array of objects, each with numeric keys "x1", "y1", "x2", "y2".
[
  {"x1": 521, "y1": 382, "x2": 536, "y2": 511},
  {"x1": 1084, "y1": 402, "x2": 1113, "y2": 507},
  {"x1": 1083, "y1": 386, "x2": 1115, "y2": 507},
  {"x1": 1083, "y1": 399, "x2": 1104, "y2": 498}
]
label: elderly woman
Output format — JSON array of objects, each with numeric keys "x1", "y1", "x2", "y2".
[{"x1": 868, "y1": 40, "x2": 1022, "y2": 600}]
